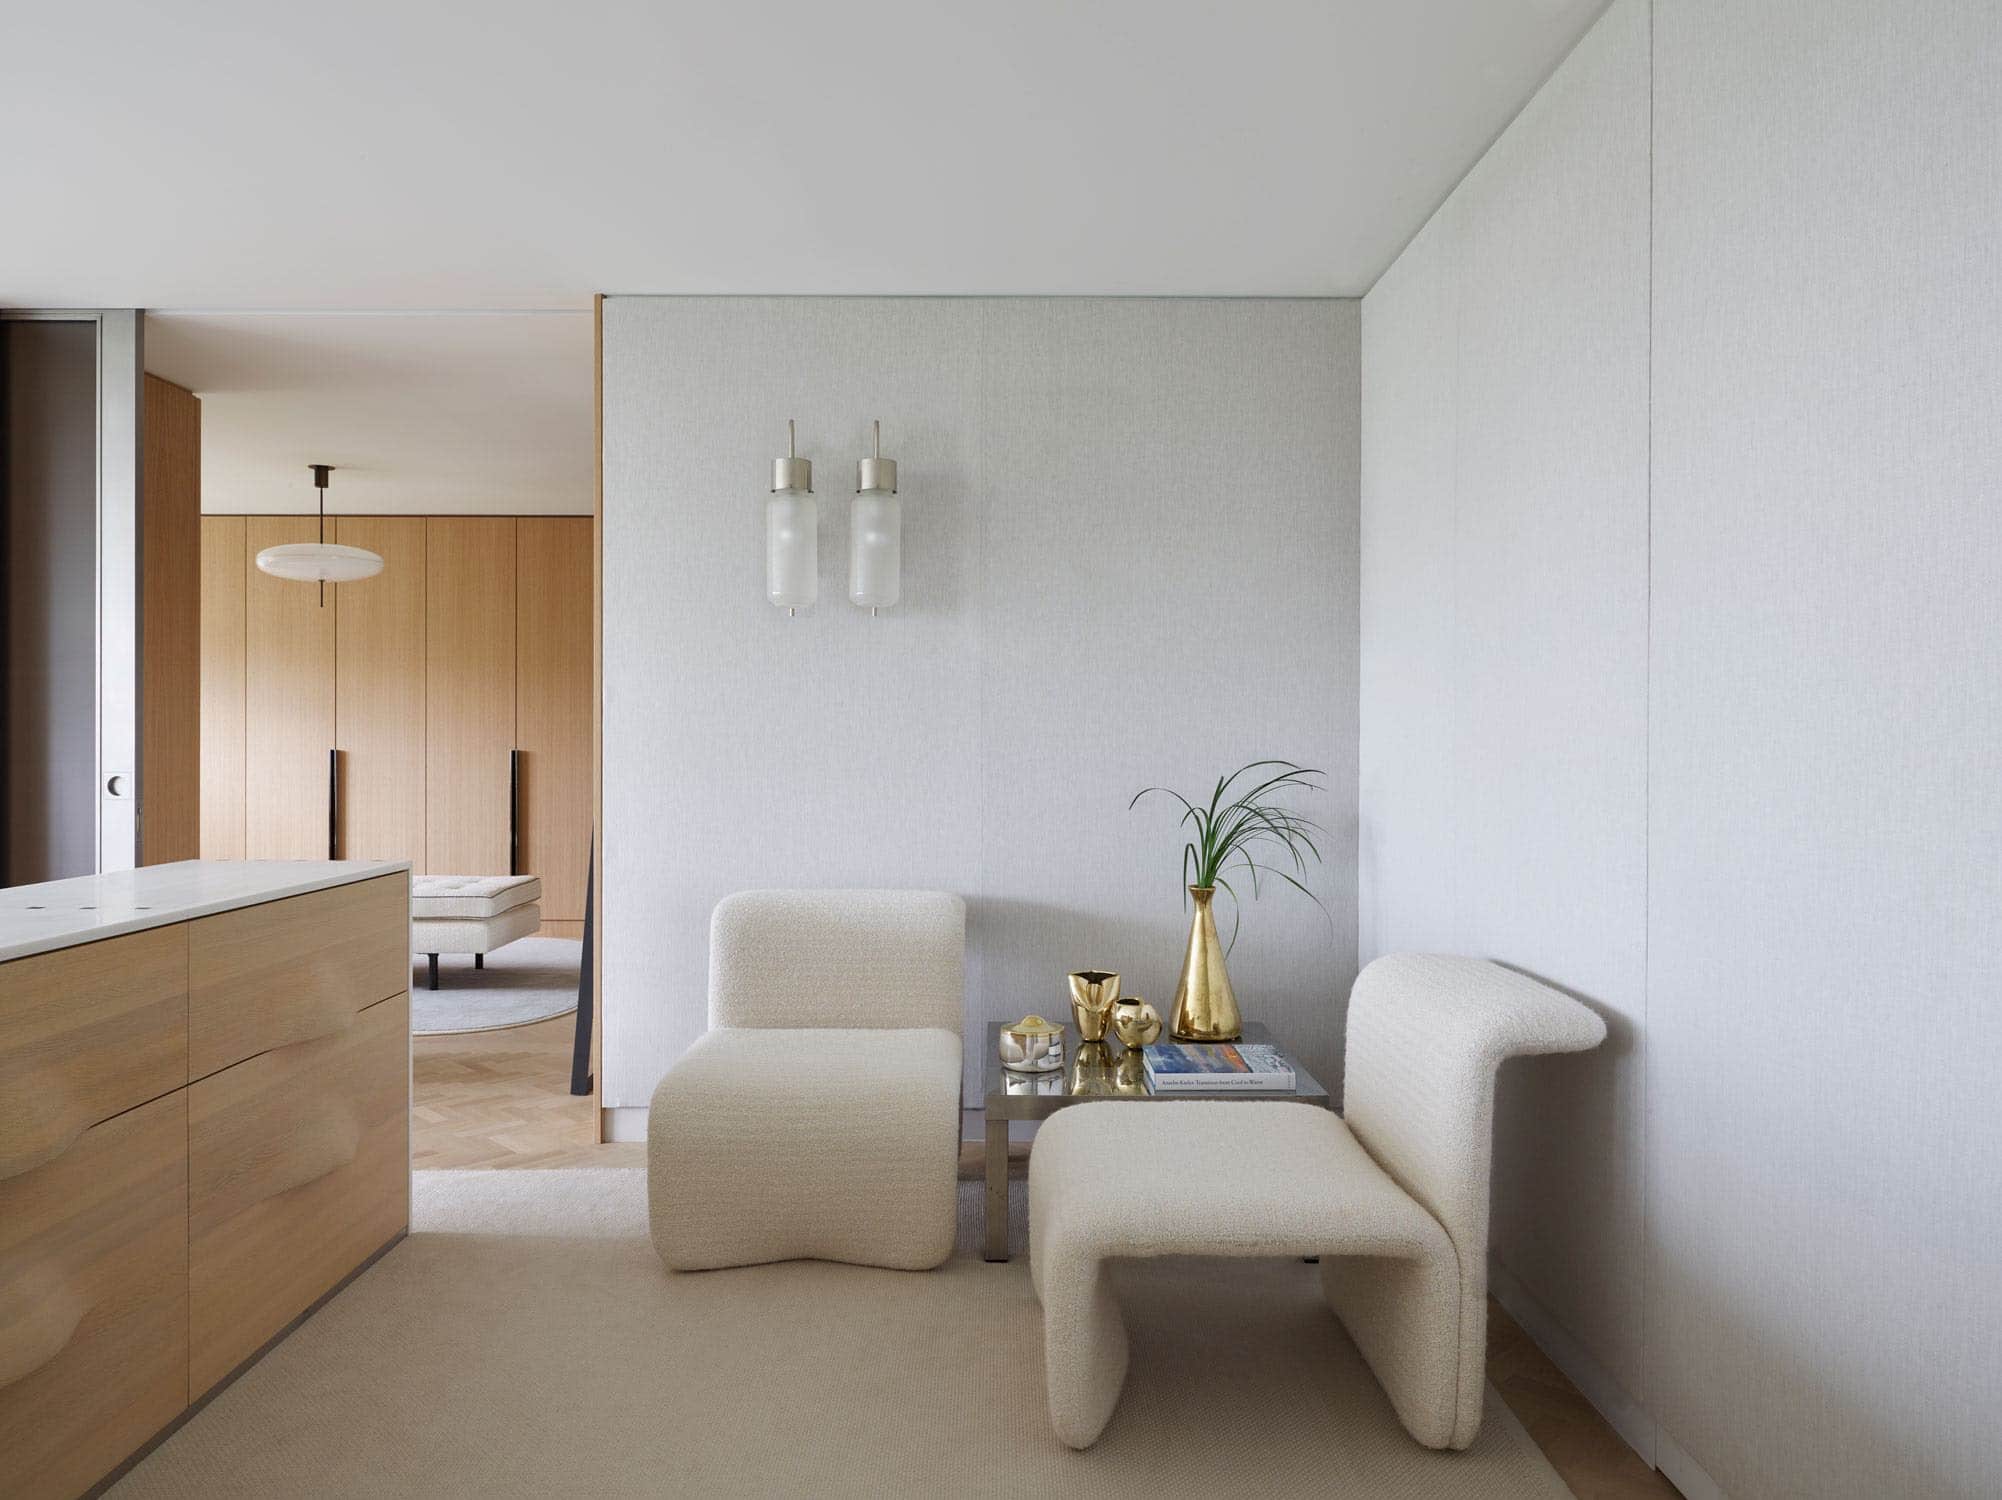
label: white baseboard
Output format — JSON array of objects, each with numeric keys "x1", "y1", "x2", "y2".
[
  {"x1": 1487, "y1": 1256, "x2": 1658, "y2": 1465},
  {"x1": 1655, "y1": 1427, "x2": 1730, "y2": 1500},
  {"x1": 1486, "y1": 1260, "x2": 1735, "y2": 1499},
  {"x1": 601, "y1": 1106, "x2": 649, "y2": 1142}
]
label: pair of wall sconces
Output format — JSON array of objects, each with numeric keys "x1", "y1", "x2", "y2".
[{"x1": 766, "y1": 419, "x2": 900, "y2": 616}]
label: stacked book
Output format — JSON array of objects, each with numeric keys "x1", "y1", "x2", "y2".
[{"x1": 1142, "y1": 1041, "x2": 1296, "y2": 1092}]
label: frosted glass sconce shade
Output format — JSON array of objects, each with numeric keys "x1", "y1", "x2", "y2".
[
  {"x1": 848, "y1": 494, "x2": 901, "y2": 611},
  {"x1": 850, "y1": 420, "x2": 900, "y2": 613},
  {"x1": 767, "y1": 420, "x2": 816, "y2": 613},
  {"x1": 766, "y1": 493, "x2": 818, "y2": 611}
]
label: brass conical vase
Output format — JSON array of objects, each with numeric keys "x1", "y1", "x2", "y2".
[{"x1": 1168, "y1": 886, "x2": 1242, "y2": 1041}]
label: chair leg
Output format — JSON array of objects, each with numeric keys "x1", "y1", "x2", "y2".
[
  {"x1": 1322, "y1": 1246, "x2": 1467, "y2": 1449},
  {"x1": 427, "y1": 953, "x2": 439, "y2": 990},
  {"x1": 1042, "y1": 1253, "x2": 1130, "y2": 1449},
  {"x1": 474, "y1": 952, "x2": 484, "y2": 970}
]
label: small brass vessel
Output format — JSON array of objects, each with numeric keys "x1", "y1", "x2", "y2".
[
  {"x1": 1110, "y1": 997, "x2": 1163, "y2": 1049},
  {"x1": 1066, "y1": 970, "x2": 1121, "y2": 1041}
]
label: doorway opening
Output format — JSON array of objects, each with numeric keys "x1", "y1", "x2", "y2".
[{"x1": 150, "y1": 308, "x2": 605, "y2": 1165}]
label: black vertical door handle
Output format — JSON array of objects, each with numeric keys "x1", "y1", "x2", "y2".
[
  {"x1": 328, "y1": 748, "x2": 341, "y2": 860},
  {"x1": 509, "y1": 748, "x2": 520, "y2": 877}
]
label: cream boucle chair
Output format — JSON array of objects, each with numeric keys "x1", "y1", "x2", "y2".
[
  {"x1": 648, "y1": 889, "x2": 965, "y2": 1272},
  {"x1": 1028, "y1": 953, "x2": 1606, "y2": 1450}
]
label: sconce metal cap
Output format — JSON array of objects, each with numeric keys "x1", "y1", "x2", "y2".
[
  {"x1": 771, "y1": 455, "x2": 813, "y2": 494},
  {"x1": 855, "y1": 455, "x2": 898, "y2": 495}
]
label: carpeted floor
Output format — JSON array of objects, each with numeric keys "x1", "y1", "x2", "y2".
[
  {"x1": 111, "y1": 1171, "x2": 1571, "y2": 1499},
  {"x1": 411, "y1": 936, "x2": 580, "y2": 1035}
]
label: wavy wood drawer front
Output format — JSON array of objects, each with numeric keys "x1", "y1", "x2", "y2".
[
  {"x1": 0, "y1": 925, "x2": 187, "y2": 1184},
  {"x1": 0, "y1": 1090, "x2": 189, "y2": 1500},
  {"x1": 187, "y1": 871, "x2": 408, "y2": 1080},
  {"x1": 188, "y1": 989, "x2": 409, "y2": 1396}
]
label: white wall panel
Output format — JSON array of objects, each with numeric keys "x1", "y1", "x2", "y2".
[
  {"x1": 603, "y1": 298, "x2": 1358, "y2": 1109},
  {"x1": 1452, "y1": 0, "x2": 1651, "y2": 1403},
  {"x1": 1367, "y1": 0, "x2": 2002, "y2": 1494},
  {"x1": 1359, "y1": 0, "x2": 1651, "y2": 1421},
  {"x1": 1358, "y1": 206, "x2": 1462, "y2": 965},
  {"x1": 1648, "y1": 3, "x2": 2002, "y2": 1496}
]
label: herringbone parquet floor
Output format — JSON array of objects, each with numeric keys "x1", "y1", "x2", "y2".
[{"x1": 412, "y1": 1014, "x2": 643, "y2": 1170}]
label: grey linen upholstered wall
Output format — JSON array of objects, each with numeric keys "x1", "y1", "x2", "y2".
[
  {"x1": 602, "y1": 298, "x2": 1359, "y2": 1113},
  {"x1": 1362, "y1": 2, "x2": 2002, "y2": 1498}
]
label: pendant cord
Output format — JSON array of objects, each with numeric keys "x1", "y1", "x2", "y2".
[{"x1": 316, "y1": 466, "x2": 328, "y2": 607}]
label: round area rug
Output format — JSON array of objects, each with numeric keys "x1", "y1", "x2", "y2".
[{"x1": 411, "y1": 936, "x2": 581, "y2": 1035}]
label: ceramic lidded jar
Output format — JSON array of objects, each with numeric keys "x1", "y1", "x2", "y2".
[{"x1": 998, "y1": 1014, "x2": 1065, "y2": 1074}]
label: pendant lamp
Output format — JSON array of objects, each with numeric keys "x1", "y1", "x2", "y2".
[{"x1": 255, "y1": 464, "x2": 383, "y2": 603}]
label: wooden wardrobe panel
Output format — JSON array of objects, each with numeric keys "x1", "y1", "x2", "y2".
[
  {"x1": 515, "y1": 517, "x2": 592, "y2": 920},
  {"x1": 141, "y1": 376, "x2": 202, "y2": 866},
  {"x1": 0, "y1": 925, "x2": 188, "y2": 1184},
  {"x1": 426, "y1": 518, "x2": 515, "y2": 876},
  {"x1": 335, "y1": 517, "x2": 426, "y2": 869},
  {"x1": 188, "y1": 990, "x2": 408, "y2": 1397},
  {"x1": 198, "y1": 515, "x2": 246, "y2": 860},
  {"x1": 0, "y1": 1091, "x2": 189, "y2": 1500},
  {"x1": 243, "y1": 517, "x2": 334, "y2": 860}
]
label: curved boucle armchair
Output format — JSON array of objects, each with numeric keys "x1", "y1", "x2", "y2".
[
  {"x1": 648, "y1": 889, "x2": 965, "y2": 1272},
  {"x1": 1029, "y1": 953, "x2": 1606, "y2": 1450}
]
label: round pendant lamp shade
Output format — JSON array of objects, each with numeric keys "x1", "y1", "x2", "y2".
[
  {"x1": 254, "y1": 541, "x2": 385, "y2": 582},
  {"x1": 257, "y1": 463, "x2": 382, "y2": 592}
]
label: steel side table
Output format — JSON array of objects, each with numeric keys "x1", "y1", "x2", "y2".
[{"x1": 980, "y1": 1020, "x2": 1332, "y2": 1262}]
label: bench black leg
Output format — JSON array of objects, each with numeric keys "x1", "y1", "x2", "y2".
[
  {"x1": 427, "y1": 953, "x2": 439, "y2": 990},
  {"x1": 474, "y1": 953, "x2": 484, "y2": 970}
]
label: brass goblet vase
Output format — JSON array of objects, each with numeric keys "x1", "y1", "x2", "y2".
[{"x1": 1067, "y1": 970, "x2": 1121, "y2": 1042}]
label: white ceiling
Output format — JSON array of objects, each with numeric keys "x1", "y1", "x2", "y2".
[
  {"x1": 145, "y1": 313, "x2": 594, "y2": 515},
  {"x1": 2, "y1": 0, "x2": 1608, "y2": 306}
]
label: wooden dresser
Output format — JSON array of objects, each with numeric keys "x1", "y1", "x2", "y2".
[{"x1": 0, "y1": 860, "x2": 410, "y2": 1500}]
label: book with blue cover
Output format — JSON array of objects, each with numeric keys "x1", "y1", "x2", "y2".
[{"x1": 1142, "y1": 1041, "x2": 1296, "y2": 1091}]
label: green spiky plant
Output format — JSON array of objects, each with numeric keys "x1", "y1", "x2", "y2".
[{"x1": 1129, "y1": 759, "x2": 1328, "y2": 951}]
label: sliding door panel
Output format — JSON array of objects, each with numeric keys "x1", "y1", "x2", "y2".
[
  {"x1": 515, "y1": 517, "x2": 592, "y2": 919},
  {"x1": 335, "y1": 518, "x2": 426, "y2": 868},
  {"x1": 425, "y1": 518, "x2": 514, "y2": 876},
  {"x1": 1, "y1": 320, "x2": 99, "y2": 884},
  {"x1": 243, "y1": 518, "x2": 334, "y2": 859}
]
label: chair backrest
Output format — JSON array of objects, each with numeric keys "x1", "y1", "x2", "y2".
[
  {"x1": 1341, "y1": 954, "x2": 1606, "y2": 1284},
  {"x1": 708, "y1": 888, "x2": 966, "y2": 1034}
]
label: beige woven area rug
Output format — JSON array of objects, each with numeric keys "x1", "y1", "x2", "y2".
[{"x1": 113, "y1": 1170, "x2": 1570, "y2": 1498}]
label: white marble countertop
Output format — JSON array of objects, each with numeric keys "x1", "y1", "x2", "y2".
[{"x1": 0, "y1": 860, "x2": 410, "y2": 963}]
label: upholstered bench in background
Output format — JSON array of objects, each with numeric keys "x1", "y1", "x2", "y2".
[{"x1": 410, "y1": 873, "x2": 543, "y2": 988}]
